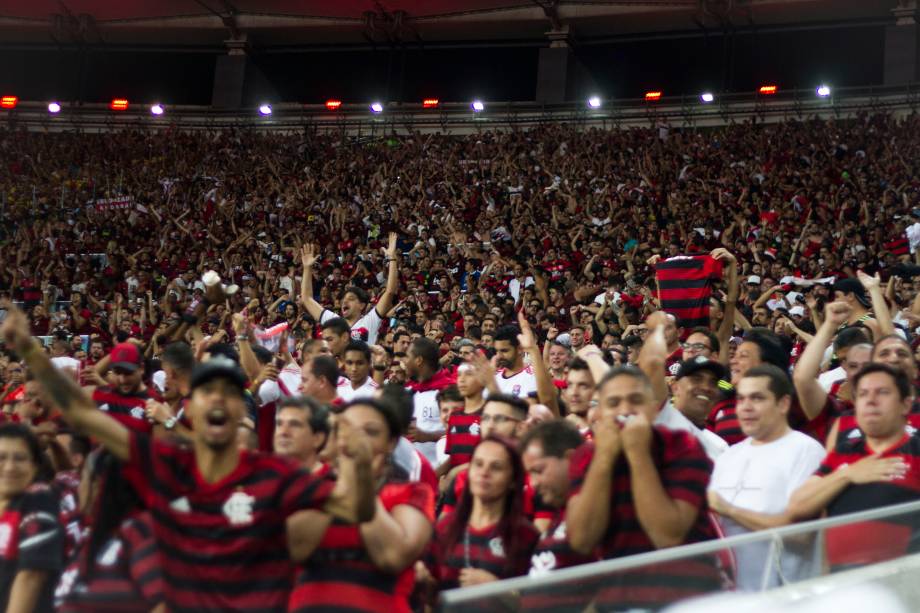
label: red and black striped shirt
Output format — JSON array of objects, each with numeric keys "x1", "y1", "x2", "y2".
[
  {"x1": 122, "y1": 432, "x2": 335, "y2": 613},
  {"x1": 92, "y1": 386, "x2": 158, "y2": 434},
  {"x1": 288, "y1": 480, "x2": 435, "y2": 613},
  {"x1": 523, "y1": 510, "x2": 600, "y2": 612},
  {"x1": 655, "y1": 255, "x2": 723, "y2": 329},
  {"x1": 707, "y1": 396, "x2": 744, "y2": 445},
  {"x1": 568, "y1": 428, "x2": 721, "y2": 608},
  {"x1": 431, "y1": 513, "x2": 539, "y2": 590},
  {"x1": 445, "y1": 408, "x2": 483, "y2": 468},
  {"x1": 816, "y1": 430, "x2": 920, "y2": 569},
  {"x1": 56, "y1": 513, "x2": 163, "y2": 613}
]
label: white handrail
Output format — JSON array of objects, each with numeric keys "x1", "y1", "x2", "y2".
[{"x1": 440, "y1": 498, "x2": 920, "y2": 606}]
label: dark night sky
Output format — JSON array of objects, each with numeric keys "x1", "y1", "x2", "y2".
[{"x1": 0, "y1": 25, "x2": 885, "y2": 105}]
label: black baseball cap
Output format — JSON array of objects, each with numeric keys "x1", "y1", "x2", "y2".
[
  {"x1": 832, "y1": 278, "x2": 871, "y2": 308},
  {"x1": 675, "y1": 356, "x2": 727, "y2": 381},
  {"x1": 189, "y1": 356, "x2": 247, "y2": 394}
]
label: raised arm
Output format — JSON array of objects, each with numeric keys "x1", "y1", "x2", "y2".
[
  {"x1": 792, "y1": 302, "x2": 850, "y2": 420},
  {"x1": 0, "y1": 302, "x2": 129, "y2": 460},
  {"x1": 299, "y1": 244, "x2": 326, "y2": 322},
  {"x1": 857, "y1": 270, "x2": 893, "y2": 339},
  {"x1": 374, "y1": 232, "x2": 400, "y2": 317},
  {"x1": 517, "y1": 310, "x2": 559, "y2": 416},
  {"x1": 637, "y1": 312, "x2": 670, "y2": 409},
  {"x1": 711, "y1": 249, "x2": 738, "y2": 364}
]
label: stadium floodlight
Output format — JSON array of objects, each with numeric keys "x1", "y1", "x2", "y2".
[
  {"x1": 150, "y1": 103, "x2": 165, "y2": 115},
  {"x1": 326, "y1": 99, "x2": 342, "y2": 110},
  {"x1": 587, "y1": 96, "x2": 601, "y2": 109},
  {"x1": 48, "y1": 102, "x2": 61, "y2": 114},
  {"x1": 645, "y1": 91, "x2": 662, "y2": 101},
  {"x1": 1, "y1": 95, "x2": 17, "y2": 109},
  {"x1": 700, "y1": 92, "x2": 714, "y2": 103},
  {"x1": 816, "y1": 85, "x2": 831, "y2": 97},
  {"x1": 258, "y1": 104, "x2": 272, "y2": 116},
  {"x1": 110, "y1": 98, "x2": 129, "y2": 111},
  {"x1": 472, "y1": 100, "x2": 484, "y2": 112},
  {"x1": 423, "y1": 98, "x2": 439, "y2": 108},
  {"x1": 758, "y1": 85, "x2": 777, "y2": 95},
  {"x1": 370, "y1": 102, "x2": 384, "y2": 113}
]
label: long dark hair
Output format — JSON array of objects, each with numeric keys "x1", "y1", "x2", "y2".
[
  {"x1": 442, "y1": 435, "x2": 528, "y2": 575},
  {"x1": 82, "y1": 451, "x2": 143, "y2": 580}
]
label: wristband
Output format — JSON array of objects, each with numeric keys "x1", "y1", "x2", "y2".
[
  {"x1": 373, "y1": 365, "x2": 387, "y2": 371},
  {"x1": 164, "y1": 416, "x2": 178, "y2": 430},
  {"x1": 385, "y1": 257, "x2": 397, "y2": 264},
  {"x1": 237, "y1": 335, "x2": 250, "y2": 342}
]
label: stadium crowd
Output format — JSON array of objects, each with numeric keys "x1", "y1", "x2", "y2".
[{"x1": 0, "y1": 111, "x2": 918, "y2": 610}]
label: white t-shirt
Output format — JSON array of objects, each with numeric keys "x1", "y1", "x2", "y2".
[
  {"x1": 410, "y1": 388, "x2": 442, "y2": 465},
  {"x1": 435, "y1": 436, "x2": 449, "y2": 471},
  {"x1": 320, "y1": 307, "x2": 383, "y2": 345},
  {"x1": 818, "y1": 366, "x2": 845, "y2": 392},
  {"x1": 655, "y1": 400, "x2": 728, "y2": 461},
  {"x1": 336, "y1": 376, "x2": 380, "y2": 402},
  {"x1": 496, "y1": 365, "x2": 538, "y2": 399},
  {"x1": 709, "y1": 430, "x2": 825, "y2": 591}
]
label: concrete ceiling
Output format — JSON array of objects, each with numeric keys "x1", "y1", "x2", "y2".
[{"x1": 0, "y1": 0, "x2": 899, "y2": 49}]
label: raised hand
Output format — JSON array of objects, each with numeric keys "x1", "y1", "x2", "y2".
[
  {"x1": 516, "y1": 310, "x2": 536, "y2": 351},
  {"x1": 620, "y1": 411, "x2": 653, "y2": 458},
  {"x1": 384, "y1": 232, "x2": 398, "y2": 260},
  {"x1": 856, "y1": 269, "x2": 881, "y2": 292},
  {"x1": 710, "y1": 247, "x2": 736, "y2": 263},
  {"x1": 300, "y1": 244, "x2": 318, "y2": 269},
  {"x1": 845, "y1": 454, "x2": 908, "y2": 484},
  {"x1": 824, "y1": 301, "x2": 852, "y2": 327}
]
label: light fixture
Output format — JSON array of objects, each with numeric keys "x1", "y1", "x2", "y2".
[
  {"x1": 48, "y1": 102, "x2": 61, "y2": 114},
  {"x1": 370, "y1": 102, "x2": 383, "y2": 113},
  {"x1": 645, "y1": 91, "x2": 662, "y2": 101},
  {"x1": 110, "y1": 98, "x2": 129, "y2": 111},
  {"x1": 422, "y1": 98, "x2": 439, "y2": 108},
  {"x1": 758, "y1": 85, "x2": 778, "y2": 95},
  {"x1": 700, "y1": 92, "x2": 714, "y2": 103},
  {"x1": 150, "y1": 103, "x2": 164, "y2": 115},
  {"x1": 325, "y1": 99, "x2": 342, "y2": 110},
  {"x1": 471, "y1": 100, "x2": 484, "y2": 112},
  {"x1": 0, "y1": 96, "x2": 17, "y2": 109},
  {"x1": 816, "y1": 85, "x2": 831, "y2": 97},
  {"x1": 587, "y1": 96, "x2": 601, "y2": 109},
  {"x1": 258, "y1": 103, "x2": 272, "y2": 116}
]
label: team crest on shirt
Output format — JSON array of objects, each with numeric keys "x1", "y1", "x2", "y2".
[
  {"x1": 553, "y1": 521, "x2": 568, "y2": 540},
  {"x1": 668, "y1": 362, "x2": 681, "y2": 376},
  {"x1": 529, "y1": 551, "x2": 557, "y2": 577},
  {"x1": 170, "y1": 497, "x2": 191, "y2": 513},
  {"x1": 130, "y1": 407, "x2": 145, "y2": 420},
  {"x1": 716, "y1": 410, "x2": 724, "y2": 420},
  {"x1": 98, "y1": 403, "x2": 110, "y2": 412},
  {"x1": 470, "y1": 422, "x2": 481, "y2": 436},
  {"x1": 908, "y1": 425, "x2": 918, "y2": 437},
  {"x1": 512, "y1": 385, "x2": 521, "y2": 397},
  {"x1": 488, "y1": 537, "x2": 505, "y2": 558},
  {"x1": 223, "y1": 490, "x2": 255, "y2": 526}
]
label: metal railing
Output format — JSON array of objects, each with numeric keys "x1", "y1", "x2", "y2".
[
  {"x1": 440, "y1": 499, "x2": 920, "y2": 611},
  {"x1": 3, "y1": 83, "x2": 920, "y2": 134}
]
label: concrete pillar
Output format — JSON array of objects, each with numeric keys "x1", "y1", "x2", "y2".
[
  {"x1": 536, "y1": 26, "x2": 575, "y2": 103},
  {"x1": 211, "y1": 35, "x2": 276, "y2": 108},
  {"x1": 884, "y1": 1, "x2": 920, "y2": 86}
]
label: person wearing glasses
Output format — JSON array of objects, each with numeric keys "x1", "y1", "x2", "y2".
[
  {"x1": 439, "y1": 394, "x2": 555, "y2": 531},
  {"x1": 681, "y1": 327, "x2": 720, "y2": 362}
]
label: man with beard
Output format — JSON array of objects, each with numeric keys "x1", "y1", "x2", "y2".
[
  {"x1": 85, "y1": 342, "x2": 159, "y2": 434},
  {"x1": 493, "y1": 325, "x2": 538, "y2": 400},
  {"x1": 300, "y1": 235, "x2": 399, "y2": 346},
  {"x1": 0, "y1": 302, "x2": 375, "y2": 613}
]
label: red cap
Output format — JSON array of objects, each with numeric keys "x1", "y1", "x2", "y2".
[{"x1": 110, "y1": 343, "x2": 142, "y2": 372}]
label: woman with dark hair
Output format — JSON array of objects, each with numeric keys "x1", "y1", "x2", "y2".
[
  {"x1": 286, "y1": 398, "x2": 435, "y2": 613},
  {"x1": 0, "y1": 422, "x2": 64, "y2": 612},
  {"x1": 431, "y1": 436, "x2": 539, "y2": 589},
  {"x1": 55, "y1": 449, "x2": 164, "y2": 612}
]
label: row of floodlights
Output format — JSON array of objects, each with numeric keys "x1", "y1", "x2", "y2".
[
  {"x1": 0, "y1": 86, "x2": 833, "y2": 116},
  {"x1": 586, "y1": 85, "x2": 831, "y2": 108}
]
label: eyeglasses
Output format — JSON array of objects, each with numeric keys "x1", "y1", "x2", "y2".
[
  {"x1": 682, "y1": 342, "x2": 711, "y2": 352},
  {"x1": 480, "y1": 414, "x2": 521, "y2": 425}
]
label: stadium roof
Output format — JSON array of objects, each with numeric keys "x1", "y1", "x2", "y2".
[{"x1": 0, "y1": 0, "x2": 896, "y2": 50}]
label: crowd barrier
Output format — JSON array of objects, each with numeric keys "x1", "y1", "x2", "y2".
[{"x1": 439, "y1": 499, "x2": 920, "y2": 612}]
